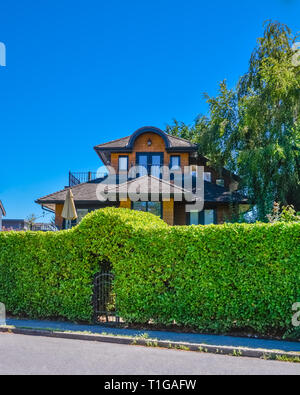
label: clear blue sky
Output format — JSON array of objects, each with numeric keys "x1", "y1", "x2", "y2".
[{"x1": 0, "y1": 0, "x2": 299, "y2": 220}]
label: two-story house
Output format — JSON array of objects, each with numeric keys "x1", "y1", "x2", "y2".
[{"x1": 36, "y1": 127, "x2": 248, "y2": 229}]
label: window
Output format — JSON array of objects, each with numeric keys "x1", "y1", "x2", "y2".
[
  {"x1": 147, "y1": 202, "x2": 162, "y2": 217},
  {"x1": 203, "y1": 172, "x2": 212, "y2": 182},
  {"x1": 132, "y1": 201, "x2": 162, "y2": 217},
  {"x1": 170, "y1": 156, "x2": 181, "y2": 170},
  {"x1": 132, "y1": 201, "x2": 147, "y2": 212},
  {"x1": 76, "y1": 209, "x2": 89, "y2": 224},
  {"x1": 118, "y1": 156, "x2": 128, "y2": 171},
  {"x1": 189, "y1": 210, "x2": 199, "y2": 225},
  {"x1": 204, "y1": 209, "x2": 215, "y2": 225},
  {"x1": 188, "y1": 209, "x2": 216, "y2": 225},
  {"x1": 136, "y1": 153, "x2": 163, "y2": 178}
]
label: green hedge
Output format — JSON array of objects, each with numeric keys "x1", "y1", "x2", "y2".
[{"x1": 0, "y1": 207, "x2": 299, "y2": 335}]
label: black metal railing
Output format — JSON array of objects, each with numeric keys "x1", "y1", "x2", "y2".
[
  {"x1": 69, "y1": 171, "x2": 107, "y2": 187},
  {"x1": 93, "y1": 267, "x2": 120, "y2": 324}
]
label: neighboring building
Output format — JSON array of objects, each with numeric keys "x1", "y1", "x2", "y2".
[
  {"x1": 2, "y1": 219, "x2": 29, "y2": 232},
  {"x1": 0, "y1": 201, "x2": 6, "y2": 231},
  {"x1": 36, "y1": 126, "x2": 248, "y2": 229},
  {"x1": 2, "y1": 219, "x2": 57, "y2": 232}
]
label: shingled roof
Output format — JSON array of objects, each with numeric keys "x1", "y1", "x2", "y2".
[
  {"x1": 36, "y1": 178, "x2": 247, "y2": 205},
  {"x1": 203, "y1": 181, "x2": 247, "y2": 203},
  {"x1": 94, "y1": 134, "x2": 196, "y2": 150},
  {"x1": 106, "y1": 175, "x2": 189, "y2": 198},
  {"x1": 94, "y1": 127, "x2": 197, "y2": 165},
  {"x1": 36, "y1": 182, "x2": 101, "y2": 205},
  {"x1": 94, "y1": 126, "x2": 197, "y2": 162}
]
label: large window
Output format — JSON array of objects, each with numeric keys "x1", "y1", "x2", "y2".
[
  {"x1": 170, "y1": 156, "x2": 181, "y2": 170},
  {"x1": 132, "y1": 201, "x2": 162, "y2": 217},
  {"x1": 188, "y1": 209, "x2": 216, "y2": 225},
  {"x1": 136, "y1": 153, "x2": 163, "y2": 178}
]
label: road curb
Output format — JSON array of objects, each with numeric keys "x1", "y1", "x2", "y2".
[{"x1": 0, "y1": 325, "x2": 299, "y2": 362}]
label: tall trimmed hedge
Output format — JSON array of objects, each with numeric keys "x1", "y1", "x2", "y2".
[{"x1": 0, "y1": 207, "x2": 299, "y2": 334}]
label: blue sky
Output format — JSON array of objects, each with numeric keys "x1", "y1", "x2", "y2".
[{"x1": 0, "y1": 0, "x2": 299, "y2": 220}]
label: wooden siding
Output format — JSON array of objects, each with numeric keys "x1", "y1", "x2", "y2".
[
  {"x1": 111, "y1": 132, "x2": 189, "y2": 173},
  {"x1": 163, "y1": 198, "x2": 174, "y2": 225},
  {"x1": 55, "y1": 204, "x2": 64, "y2": 229},
  {"x1": 119, "y1": 199, "x2": 131, "y2": 209}
]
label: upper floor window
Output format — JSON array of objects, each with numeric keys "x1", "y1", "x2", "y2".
[
  {"x1": 170, "y1": 156, "x2": 181, "y2": 170},
  {"x1": 136, "y1": 153, "x2": 163, "y2": 178},
  {"x1": 118, "y1": 156, "x2": 128, "y2": 171}
]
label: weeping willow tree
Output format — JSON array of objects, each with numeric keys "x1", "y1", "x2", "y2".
[{"x1": 167, "y1": 21, "x2": 300, "y2": 220}]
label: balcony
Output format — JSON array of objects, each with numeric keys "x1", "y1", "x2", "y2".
[{"x1": 69, "y1": 171, "x2": 107, "y2": 187}]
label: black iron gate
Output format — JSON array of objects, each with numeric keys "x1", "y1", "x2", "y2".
[{"x1": 93, "y1": 267, "x2": 119, "y2": 323}]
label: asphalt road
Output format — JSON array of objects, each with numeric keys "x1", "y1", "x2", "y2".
[{"x1": 0, "y1": 333, "x2": 299, "y2": 375}]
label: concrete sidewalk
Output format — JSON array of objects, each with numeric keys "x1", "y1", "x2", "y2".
[{"x1": 4, "y1": 317, "x2": 300, "y2": 354}]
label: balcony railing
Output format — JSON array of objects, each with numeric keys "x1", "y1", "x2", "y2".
[{"x1": 69, "y1": 171, "x2": 107, "y2": 187}]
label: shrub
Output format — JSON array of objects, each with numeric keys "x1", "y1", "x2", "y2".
[
  {"x1": 267, "y1": 202, "x2": 300, "y2": 223},
  {"x1": 0, "y1": 208, "x2": 166, "y2": 322},
  {"x1": 0, "y1": 207, "x2": 299, "y2": 335}
]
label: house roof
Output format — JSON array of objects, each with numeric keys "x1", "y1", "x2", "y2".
[
  {"x1": 0, "y1": 200, "x2": 6, "y2": 216},
  {"x1": 202, "y1": 181, "x2": 247, "y2": 203},
  {"x1": 95, "y1": 134, "x2": 196, "y2": 150},
  {"x1": 94, "y1": 127, "x2": 197, "y2": 164},
  {"x1": 36, "y1": 177, "x2": 247, "y2": 205},
  {"x1": 105, "y1": 175, "x2": 189, "y2": 198},
  {"x1": 93, "y1": 126, "x2": 241, "y2": 182},
  {"x1": 36, "y1": 182, "x2": 101, "y2": 205},
  {"x1": 36, "y1": 176, "x2": 188, "y2": 204}
]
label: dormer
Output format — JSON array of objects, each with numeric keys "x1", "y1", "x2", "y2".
[{"x1": 94, "y1": 126, "x2": 197, "y2": 174}]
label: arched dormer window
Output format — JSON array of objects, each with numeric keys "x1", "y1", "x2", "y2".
[{"x1": 127, "y1": 127, "x2": 170, "y2": 150}]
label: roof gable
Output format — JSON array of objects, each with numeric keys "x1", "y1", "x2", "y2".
[{"x1": 94, "y1": 127, "x2": 197, "y2": 151}]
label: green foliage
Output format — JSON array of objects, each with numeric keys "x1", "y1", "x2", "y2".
[
  {"x1": 0, "y1": 208, "x2": 167, "y2": 322},
  {"x1": 0, "y1": 208, "x2": 299, "y2": 336},
  {"x1": 167, "y1": 21, "x2": 300, "y2": 219},
  {"x1": 267, "y1": 202, "x2": 300, "y2": 223}
]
